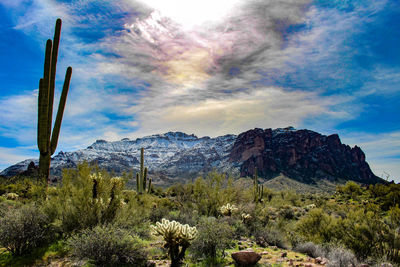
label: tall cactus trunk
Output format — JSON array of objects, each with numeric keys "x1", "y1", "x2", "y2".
[
  {"x1": 37, "y1": 18, "x2": 72, "y2": 185},
  {"x1": 136, "y1": 148, "x2": 151, "y2": 194},
  {"x1": 38, "y1": 153, "x2": 51, "y2": 183}
]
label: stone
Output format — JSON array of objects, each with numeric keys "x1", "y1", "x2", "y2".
[
  {"x1": 281, "y1": 252, "x2": 287, "y2": 257},
  {"x1": 320, "y1": 258, "x2": 328, "y2": 265},
  {"x1": 231, "y1": 249, "x2": 262, "y2": 266}
]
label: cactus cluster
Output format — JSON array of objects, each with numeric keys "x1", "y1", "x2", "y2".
[
  {"x1": 37, "y1": 18, "x2": 72, "y2": 184},
  {"x1": 220, "y1": 203, "x2": 238, "y2": 216},
  {"x1": 88, "y1": 173, "x2": 124, "y2": 223},
  {"x1": 253, "y1": 167, "x2": 264, "y2": 203},
  {"x1": 151, "y1": 218, "x2": 197, "y2": 266},
  {"x1": 136, "y1": 148, "x2": 152, "y2": 194}
]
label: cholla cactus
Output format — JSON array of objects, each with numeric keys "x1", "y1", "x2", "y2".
[
  {"x1": 241, "y1": 213, "x2": 252, "y2": 223},
  {"x1": 220, "y1": 203, "x2": 238, "y2": 216},
  {"x1": 151, "y1": 219, "x2": 197, "y2": 266},
  {"x1": 4, "y1": 193, "x2": 19, "y2": 200}
]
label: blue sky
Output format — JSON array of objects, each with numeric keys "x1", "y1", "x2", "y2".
[{"x1": 0, "y1": 0, "x2": 399, "y2": 181}]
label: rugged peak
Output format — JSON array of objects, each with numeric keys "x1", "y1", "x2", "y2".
[
  {"x1": 164, "y1": 131, "x2": 198, "y2": 140},
  {"x1": 229, "y1": 127, "x2": 381, "y2": 184}
]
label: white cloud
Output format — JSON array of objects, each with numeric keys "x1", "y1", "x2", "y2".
[{"x1": 130, "y1": 86, "x2": 343, "y2": 138}]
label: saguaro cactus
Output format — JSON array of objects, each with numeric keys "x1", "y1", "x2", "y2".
[
  {"x1": 253, "y1": 167, "x2": 263, "y2": 203},
  {"x1": 37, "y1": 18, "x2": 72, "y2": 183},
  {"x1": 136, "y1": 148, "x2": 152, "y2": 194}
]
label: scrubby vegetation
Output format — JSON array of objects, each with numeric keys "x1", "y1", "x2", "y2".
[{"x1": 0, "y1": 163, "x2": 399, "y2": 266}]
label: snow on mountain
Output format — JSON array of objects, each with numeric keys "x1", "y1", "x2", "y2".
[
  {"x1": 1, "y1": 132, "x2": 238, "y2": 183},
  {"x1": 1, "y1": 127, "x2": 382, "y2": 186}
]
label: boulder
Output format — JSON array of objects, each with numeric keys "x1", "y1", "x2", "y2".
[{"x1": 231, "y1": 249, "x2": 261, "y2": 266}]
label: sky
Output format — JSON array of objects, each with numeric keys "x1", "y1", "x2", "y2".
[{"x1": 0, "y1": 0, "x2": 399, "y2": 181}]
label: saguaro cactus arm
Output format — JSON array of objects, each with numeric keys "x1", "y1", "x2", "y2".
[{"x1": 50, "y1": 66, "x2": 72, "y2": 154}]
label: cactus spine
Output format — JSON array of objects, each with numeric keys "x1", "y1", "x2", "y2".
[
  {"x1": 37, "y1": 18, "x2": 72, "y2": 184},
  {"x1": 136, "y1": 148, "x2": 152, "y2": 194},
  {"x1": 253, "y1": 167, "x2": 263, "y2": 202}
]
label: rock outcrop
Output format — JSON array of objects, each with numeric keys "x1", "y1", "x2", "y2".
[{"x1": 229, "y1": 127, "x2": 381, "y2": 184}]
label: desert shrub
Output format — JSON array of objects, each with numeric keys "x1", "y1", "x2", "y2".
[
  {"x1": 254, "y1": 226, "x2": 287, "y2": 249},
  {"x1": 219, "y1": 215, "x2": 248, "y2": 239},
  {"x1": 190, "y1": 172, "x2": 238, "y2": 217},
  {"x1": 336, "y1": 209, "x2": 385, "y2": 260},
  {"x1": 165, "y1": 209, "x2": 200, "y2": 226},
  {"x1": 294, "y1": 242, "x2": 324, "y2": 258},
  {"x1": 278, "y1": 205, "x2": 296, "y2": 220},
  {"x1": 45, "y1": 163, "x2": 125, "y2": 233},
  {"x1": 337, "y1": 181, "x2": 363, "y2": 200},
  {"x1": 190, "y1": 216, "x2": 234, "y2": 259},
  {"x1": 112, "y1": 193, "x2": 157, "y2": 239},
  {"x1": 68, "y1": 224, "x2": 148, "y2": 266},
  {"x1": 296, "y1": 208, "x2": 336, "y2": 243},
  {"x1": 326, "y1": 247, "x2": 358, "y2": 267},
  {"x1": 284, "y1": 190, "x2": 300, "y2": 206},
  {"x1": 294, "y1": 242, "x2": 358, "y2": 266},
  {"x1": 149, "y1": 197, "x2": 176, "y2": 223},
  {"x1": 0, "y1": 205, "x2": 52, "y2": 255}
]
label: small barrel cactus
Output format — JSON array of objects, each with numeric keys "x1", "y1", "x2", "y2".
[
  {"x1": 220, "y1": 203, "x2": 238, "y2": 216},
  {"x1": 151, "y1": 218, "x2": 197, "y2": 266}
]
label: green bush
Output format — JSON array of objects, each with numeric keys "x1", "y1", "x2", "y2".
[
  {"x1": 190, "y1": 172, "x2": 239, "y2": 217},
  {"x1": 295, "y1": 208, "x2": 336, "y2": 243},
  {"x1": 190, "y1": 216, "x2": 234, "y2": 259},
  {"x1": 0, "y1": 205, "x2": 52, "y2": 255},
  {"x1": 337, "y1": 209, "x2": 386, "y2": 260},
  {"x1": 68, "y1": 224, "x2": 148, "y2": 266},
  {"x1": 45, "y1": 163, "x2": 125, "y2": 232}
]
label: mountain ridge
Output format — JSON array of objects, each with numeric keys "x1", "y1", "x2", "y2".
[{"x1": 1, "y1": 127, "x2": 383, "y2": 186}]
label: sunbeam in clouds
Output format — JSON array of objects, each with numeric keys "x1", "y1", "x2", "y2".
[
  {"x1": 124, "y1": 0, "x2": 310, "y2": 89},
  {"x1": 140, "y1": 0, "x2": 243, "y2": 30}
]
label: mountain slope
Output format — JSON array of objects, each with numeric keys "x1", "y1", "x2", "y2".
[{"x1": 1, "y1": 128, "x2": 382, "y2": 186}]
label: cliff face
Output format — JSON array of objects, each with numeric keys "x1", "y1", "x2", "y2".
[{"x1": 229, "y1": 127, "x2": 381, "y2": 184}]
